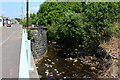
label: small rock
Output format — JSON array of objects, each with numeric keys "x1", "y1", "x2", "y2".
[
  {"x1": 75, "y1": 49, "x2": 78, "y2": 51},
  {"x1": 73, "y1": 64, "x2": 75, "y2": 65},
  {"x1": 51, "y1": 62, "x2": 55, "y2": 65},
  {"x1": 83, "y1": 75, "x2": 87, "y2": 78},
  {"x1": 90, "y1": 67, "x2": 96, "y2": 70},
  {"x1": 47, "y1": 59, "x2": 51, "y2": 62},
  {"x1": 50, "y1": 74, "x2": 53, "y2": 77},
  {"x1": 56, "y1": 71, "x2": 59, "y2": 73},
  {"x1": 52, "y1": 42, "x2": 57, "y2": 44},
  {"x1": 45, "y1": 70, "x2": 49, "y2": 76},
  {"x1": 112, "y1": 56, "x2": 118, "y2": 59},
  {"x1": 60, "y1": 72, "x2": 65, "y2": 74},
  {"x1": 69, "y1": 58, "x2": 73, "y2": 60},
  {"x1": 63, "y1": 77, "x2": 67, "y2": 79},
  {"x1": 49, "y1": 65, "x2": 53, "y2": 68},
  {"x1": 45, "y1": 64, "x2": 49, "y2": 67},
  {"x1": 54, "y1": 69, "x2": 57, "y2": 71},
  {"x1": 75, "y1": 52, "x2": 77, "y2": 54},
  {"x1": 57, "y1": 74, "x2": 60, "y2": 76},
  {"x1": 74, "y1": 59, "x2": 78, "y2": 62}
]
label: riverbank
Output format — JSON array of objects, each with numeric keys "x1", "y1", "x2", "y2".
[
  {"x1": 98, "y1": 31, "x2": 120, "y2": 78},
  {"x1": 32, "y1": 22, "x2": 120, "y2": 79},
  {"x1": 35, "y1": 30, "x2": 120, "y2": 79}
]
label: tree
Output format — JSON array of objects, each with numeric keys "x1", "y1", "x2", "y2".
[
  {"x1": 20, "y1": 13, "x2": 38, "y2": 26},
  {"x1": 37, "y1": 2, "x2": 119, "y2": 52},
  {"x1": 14, "y1": 18, "x2": 21, "y2": 22},
  {"x1": 20, "y1": 19, "x2": 26, "y2": 27},
  {"x1": 29, "y1": 13, "x2": 38, "y2": 26}
]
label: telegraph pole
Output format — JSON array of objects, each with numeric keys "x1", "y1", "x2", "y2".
[{"x1": 26, "y1": 0, "x2": 29, "y2": 28}]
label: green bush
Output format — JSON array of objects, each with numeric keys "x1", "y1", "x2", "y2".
[
  {"x1": 20, "y1": 19, "x2": 26, "y2": 27},
  {"x1": 27, "y1": 29, "x2": 34, "y2": 40},
  {"x1": 37, "y1": 2, "x2": 119, "y2": 52},
  {"x1": 20, "y1": 13, "x2": 38, "y2": 27}
]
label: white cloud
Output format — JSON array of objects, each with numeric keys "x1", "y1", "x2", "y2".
[{"x1": 30, "y1": 6, "x2": 39, "y2": 13}]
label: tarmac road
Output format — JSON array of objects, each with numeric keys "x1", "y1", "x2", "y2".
[{"x1": 1, "y1": 24, "x2": 22, "y2": 78}]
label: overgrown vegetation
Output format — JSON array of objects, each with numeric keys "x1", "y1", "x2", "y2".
[
  {"x1": 18, "y1": 13, "x2": 38, "y2": 27},
  {"x1": 27, "y1": 29, "x2": 35, "y2": 40},
  {"x1": 29, "y1": 2, "x2": 120, "y2": 78},
  {"x1": 20, "y1": 2, "x2": 120, "y2": 52},
  {"x1": 14, "y1": 18, "x2": 21, "y2": 22},
  {"x1": 37, "y1": 2, "x2": 119, "y2": 52}
]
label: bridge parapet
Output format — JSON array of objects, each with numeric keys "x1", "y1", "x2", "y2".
[{"x1": 19, "y1": 29, "x2": 39, "y2": 79}]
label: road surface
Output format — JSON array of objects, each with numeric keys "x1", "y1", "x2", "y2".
[
  {"x1": 0, "y1": 26, "x2": 2, "y2": 79},
  {"x1": 1, "y1": 24, "x2": 22, "y2": 78}
]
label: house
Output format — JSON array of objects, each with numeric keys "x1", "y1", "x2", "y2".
[
  {"x1": 2, "y1": 17, "x2": 10, "y2": 26},
  {"x1": 0, "y1": 16, "x2": 17, "y2": 27},
  {"x1": 0, "y1": 16, "x2": 4, "y2": 27}
]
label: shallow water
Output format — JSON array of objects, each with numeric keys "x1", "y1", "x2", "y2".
[{"x1": 36, "y1": 47, "x2": 100, "y2": 78}]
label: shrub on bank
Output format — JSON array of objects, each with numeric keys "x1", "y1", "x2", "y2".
[{"x1": 29, "y1": 2, "x2": 120, "y2": 52}]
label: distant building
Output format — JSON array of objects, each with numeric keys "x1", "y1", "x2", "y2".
[
  {"x1": 3, "y1": 17, "x2": 11, "y2": 25},
  {"x1": 0, "y1": 16, "x2": 17, "y2": 26},
  {"x1": 0, "y1": 16, "x2": 4, "y2": 26},
  {"x1": 3, "y1": 17, "x2": 7, "y2": 26}
]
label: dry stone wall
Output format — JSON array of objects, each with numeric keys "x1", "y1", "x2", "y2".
[{"x1": 31, "y1": 29, "x2": 47, "y2": 59}]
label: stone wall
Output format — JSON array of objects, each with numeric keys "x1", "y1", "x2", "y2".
[{"x1": 31, "y1": 29, "x2": 47, "y2": 59}]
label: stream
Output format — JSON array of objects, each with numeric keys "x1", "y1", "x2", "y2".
[{"x1": 36, "y1": 47, "x2": 110, "y2": 79}]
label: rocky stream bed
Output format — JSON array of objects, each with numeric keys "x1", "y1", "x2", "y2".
[{"x1": 31, "y1": 27, "x2": 120, "y2": 79}]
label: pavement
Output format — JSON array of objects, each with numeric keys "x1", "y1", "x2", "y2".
[
  {"x1": 1, "y1": 24, "x2": 22, "y2": 78},
  {"x1": 29, "y1": 54, "x2": 40, "y2": 79}
]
